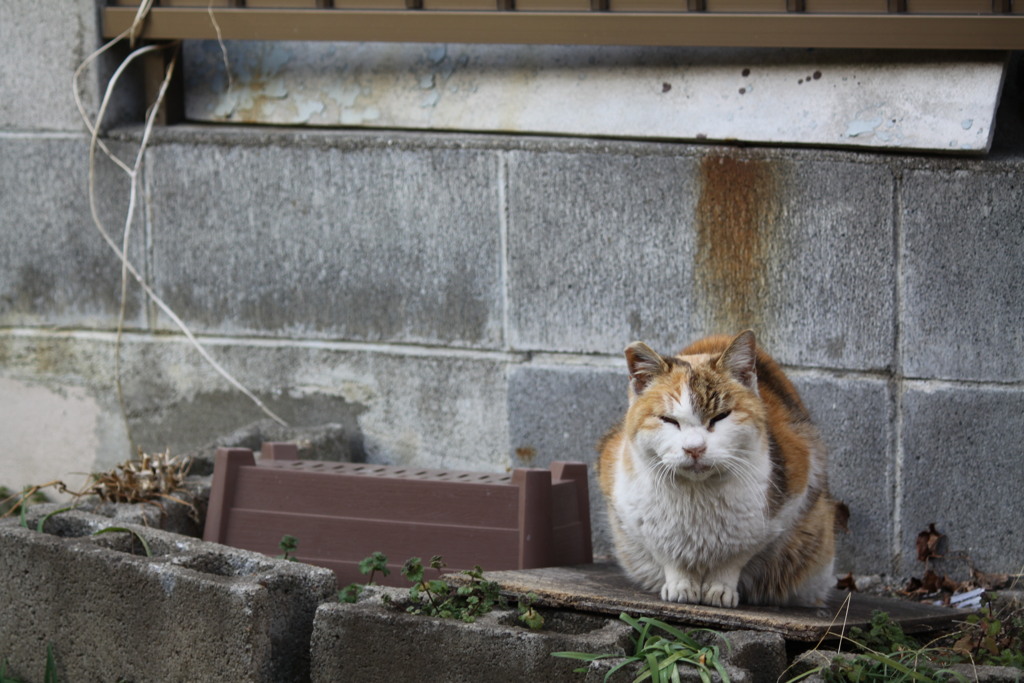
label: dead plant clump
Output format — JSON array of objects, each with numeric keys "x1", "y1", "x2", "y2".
[
  {"x1": 0, "y1": 450, "x2": 199, "y2": 523},
  {"x1": 835, "y1": 522, "x2": 1019, "y2": 605},
  {"x1": 903, "y1": 523, "x2": 1018, "y2": 604}
]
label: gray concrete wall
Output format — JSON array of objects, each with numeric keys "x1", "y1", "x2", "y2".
[{"x1": 1, "y1": 0, "x2": 1022, "y2": 580}]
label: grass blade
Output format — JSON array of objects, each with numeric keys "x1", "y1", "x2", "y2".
[
  {"x1": 44, "y1": 645, "x2": 57, "y2": 683},
  {"x1": 36, "y1": 507, "x2": 74, "y2": 533},
  {"x1": 92, "y1": 526, "x2": 152, "y2": 557},
  {"x1": 643, "y1": 618, "x2": 694, "y2": 644},
  {"x1": 604, "y1": 657, "x2": 639, "y2": 682},
  {"x1": 645, "y1": 651, "x2": 663, "y2": 683},
  {"x1": 858, "y1": 651, "x2": 932, "y2": 681},
  {"x1": 551, "y1": 652, "x2": 616, "y2": 663},
  {"x1": 18, "y1": 491, "x2": 28, "y2": 529}
]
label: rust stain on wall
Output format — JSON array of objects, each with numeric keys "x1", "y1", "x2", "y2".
[
  {"x1": 694, "y1": 153, "x2": 780, "y2": 334},
  {"x1": 515, "y1": 446, "x2": 537, "y2": 464}
]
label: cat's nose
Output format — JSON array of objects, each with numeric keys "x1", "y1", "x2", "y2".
[{"x1": 685, "y1": 444, "x2": 707, "y2": 460}]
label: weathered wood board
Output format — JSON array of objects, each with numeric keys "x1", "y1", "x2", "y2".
[{"x1": 472, "y1": 563, "x2": 970, "y2": 642}]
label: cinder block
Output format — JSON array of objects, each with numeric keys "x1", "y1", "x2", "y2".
[
  {"x1": 793, "y1": 373, "x2": 895, "y2": 575},
  {"x1": 0, "y1": 1, "x2": 98, "y2": 131},
  {"x1": 790, "y1": 649, "x2": 1024, "y2": 683},
  {"x1": 507, "y1": 362, "x2": 629, "y2": 558},
  {"x1": 724, "y1": 630, "x2": 788, "y2": 683},
  {"x1": 899, "y1": 383, "x2": 1024, "y2": 576},
  {"x1": 145, "y1": 136, "x2": 504, "y2": 347},
  {"x1": 508, "y1": 362, "x2": 628, "y2": 469},
  {"x1": 505, "y1": 150, "x2": 703, "y2": 355},
  {"x1": 0, "y1": 508, "x2": 336, "y2": 682},
  {"x1": 310, "y1": 593, "x2": 634, "y2": 683},
  {"x1": 505, "y1": 149, "x2": 895, "y2": 371},
  {"x1": 901, "y1": 168, "x2": 1024, "y2": 382},
  {"x1": 0, "y1": 137, "x2": 146, "y2": 329}
]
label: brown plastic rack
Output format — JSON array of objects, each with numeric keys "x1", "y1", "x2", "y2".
[{"x1": 203, "y1": 443, "x2": 593, "y2": 585}]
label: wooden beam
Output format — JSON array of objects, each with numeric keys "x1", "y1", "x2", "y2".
[{"x1": 103, "y1": 7, "x2": 1024, "y2": 49}]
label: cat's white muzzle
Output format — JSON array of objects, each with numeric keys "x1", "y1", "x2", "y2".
[{"x1": 662, "y1": 451, "x2": 717, "y2": 480}]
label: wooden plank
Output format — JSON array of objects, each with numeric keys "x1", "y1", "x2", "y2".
[
  {"x1": 803, "y1": 0, "x2": 889, "y2": 11},
  {"x1": 705, "y1": 0, "x2": 788, "y2": 11},
  {"x1": 608, "y1": 0, "x2": 690, "y2": 10},
  {"x1": 246, "y1": 0, "x2": 323, "y2": 6},
  {"x1": 103, "y1": 7, "x2": 1024, "y2": 49},
  {"x1": 907, "y1": 0, "x2": 992, "y2": 10},
  {"x1": 472, "y1": 563, "x2": 971, "y2": 642},
  {"x1": 517, "y1": 0, "x2": 593, "y2": 10}
]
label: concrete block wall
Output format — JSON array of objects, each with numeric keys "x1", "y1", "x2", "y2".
[
  {"x1": 1, "y1": 0, "x2": 1022, "y2": 579},
  {"x1": 311, "y1": 593, "x2": 636, "y2": 683},
  {"x1": 0, "y1": 507, "x2": 337, "y2": 682},
  {"x1": 311, "y1": 590, "x2": 790, "y2": 682}
]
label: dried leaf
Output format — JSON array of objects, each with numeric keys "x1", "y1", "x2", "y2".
[
  {"x1": 836, "y1": 572, "x2": 858, "y2": 592},
  {"x1": 918, "y1": 569, "x2": 964, "y2": 597},
  {"x1": 920, "y1": 569, "x2": 942, "y2": 592},
  {"x1": 952, "y1": 634, "x2": 976, "y2": 657},
  {"x1": 916, "y1": 523, "x2": 944, "y2": 563},
  {"x1": 905, "y1": 577, "x2": 929, "y2": 593},
  {"x1": 972, "y1": 568, "x2": 1011, "y2": 591}
]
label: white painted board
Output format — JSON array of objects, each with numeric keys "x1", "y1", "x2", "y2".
[{"x1": 184, "y1": 42, "x2": 1006, "y2": 153}]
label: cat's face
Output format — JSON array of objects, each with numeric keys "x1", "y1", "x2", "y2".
[{"x1": 623, "y1": 333, "x2": 767, "y2": 483}]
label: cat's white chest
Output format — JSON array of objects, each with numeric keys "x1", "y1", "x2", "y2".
[{"x1": 612, "y1": 460, "x2": 771, "y2": 571}]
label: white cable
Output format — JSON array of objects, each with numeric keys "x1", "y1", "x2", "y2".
[{"x1": 73, "y1": 12, "x2": 290, "y2": 430}]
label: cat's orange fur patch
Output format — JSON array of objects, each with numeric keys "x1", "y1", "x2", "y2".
[{"x1": 680, "y1": 334, "x2": 813, "y2": 499}]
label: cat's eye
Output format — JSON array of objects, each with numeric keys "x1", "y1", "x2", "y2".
[
  {"x1": 659, "y1": 416, "x2": 680, "y2": 428},
  {"x1": 708, "y1": 410, "x2": 732, "y2": 429}
]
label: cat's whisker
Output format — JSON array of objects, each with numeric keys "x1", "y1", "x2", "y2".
[
  {"x1": 717, "y1": 457, "x2": 770, "y2": 528},
  {"x1": 653, "y1": 461, "x2": 675, "y2": 490},
  {"x1": 720, "y1": 448, "x2": 785, "y2": 499}
]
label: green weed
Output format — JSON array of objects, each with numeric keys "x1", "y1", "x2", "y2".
[
  {"x1": 402, "y1": 556, "x2": 502, "y2": 623},
  {"x1": 0, "y1": 645, "x2": 58, "y2": 683},
  {"x1": 553, "y1": 612, "x2": 730, "y2": 683},
  {"x1": 338, "y1": 551, "x2": 390, "y2": 603},
  {"x1": 814, "y1": 606, "x2": 1024, "y2": 682},
  {"x1": 277, "y1": 534, "x2": 299, "y2": 561},
  {"x1": 949, "y1": 597, "x2": 1024, "y2": 668},
  {"x1": 517, "y1": 592, "x2": 546, "y2": 630},
  {"x1": 338, "y1": 552, "x2": 544, "y2": 628}
]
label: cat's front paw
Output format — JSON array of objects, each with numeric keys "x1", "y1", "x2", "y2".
[
  {"x1": 660, "y1": 575, "x2": 702, "y2": 604},
  {"x1": 702, "y1": 582, "x2": 740, "y2": 608}
]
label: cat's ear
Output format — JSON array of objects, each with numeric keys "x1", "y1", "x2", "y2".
[
  {"x1": 625, "y1": 342, "x2": 670, "y2": 396},
  {"x1": 720, "y1": 330, "x2": 758, "y2": 390}
]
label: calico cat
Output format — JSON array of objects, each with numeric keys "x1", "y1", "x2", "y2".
[{"x1": 598, "y1": 330, "x2": 835, "y2": 608}]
